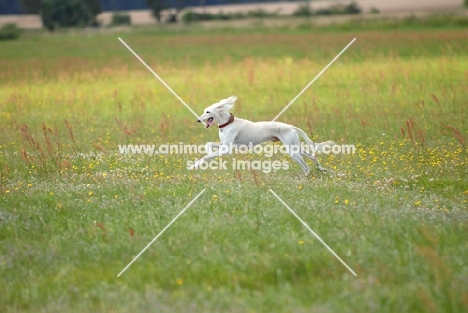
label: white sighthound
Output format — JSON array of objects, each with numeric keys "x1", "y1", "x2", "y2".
[{"x1": 192, "y1": 96, "x2": 334, "y2": 176}]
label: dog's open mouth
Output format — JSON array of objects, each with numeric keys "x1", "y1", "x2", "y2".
[{"x1": 205, "y1": 117, "x2": 214, "y2": 128}]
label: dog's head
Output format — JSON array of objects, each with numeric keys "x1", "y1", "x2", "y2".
[{"x1": 197, "y1": 96, "x2": 237, "y2": 128}]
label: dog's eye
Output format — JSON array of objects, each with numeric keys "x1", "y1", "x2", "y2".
[{"x1": 206, "y1": 111, "x2": 210, "y2": 114}]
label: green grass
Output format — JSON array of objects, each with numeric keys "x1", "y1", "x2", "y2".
[{"x1": 0, "y1": 25, "x2": 467, "y2": 312}]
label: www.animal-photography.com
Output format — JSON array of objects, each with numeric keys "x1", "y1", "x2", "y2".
[{"x1": 1, "y1": 0, "x2": 467, "y2": 312}]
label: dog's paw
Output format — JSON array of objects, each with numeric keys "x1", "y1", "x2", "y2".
[{"x1": 318, "y1": 166, "x2": 327, "y2": 173}]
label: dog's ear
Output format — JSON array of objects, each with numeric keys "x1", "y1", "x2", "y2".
[{"x1": 216, "y1": 96, "x2": 237, "y2": 110}]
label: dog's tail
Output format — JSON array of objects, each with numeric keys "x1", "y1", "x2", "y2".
[{"x1": 292, "y1": 126, "x2": 335, "y2": 153}]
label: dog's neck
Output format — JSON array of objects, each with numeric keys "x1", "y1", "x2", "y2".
[{"x1": 218, "y1": 113, "x2": 234, "y2": 129}]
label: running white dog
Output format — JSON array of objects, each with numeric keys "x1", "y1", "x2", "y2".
[{"x1": 191, "y1": 96, "x2": 333, "y2": 175}]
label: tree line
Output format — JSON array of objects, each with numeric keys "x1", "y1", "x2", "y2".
[{"x1": 19, "y1": 0, "x2": 197, "y2": 30}]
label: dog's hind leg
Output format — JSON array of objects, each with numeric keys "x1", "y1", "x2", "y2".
[
  {"x1": 289, "y1": 153, "x2": 311, "y2": 176},
  {"x1": 301, "y1": 152, "x2": 326, "y2": 172}
]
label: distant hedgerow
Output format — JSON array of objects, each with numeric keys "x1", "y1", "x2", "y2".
[
  {"x1": 0, "y1": 23, "x2": 21, "y2": 41},
  {"x1": 111, "y1": 13, "x2": 132, "y2": 26},
  {"x1": 181, "y1": 9, "x2": 278, "y2": 22},
  {"x1": 294, "y1": 1, "x2": 362, "y2": 16}
]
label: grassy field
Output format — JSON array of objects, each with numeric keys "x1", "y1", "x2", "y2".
[{"x1": 0, "y1": 24, "x2": 467, "y2": 312}]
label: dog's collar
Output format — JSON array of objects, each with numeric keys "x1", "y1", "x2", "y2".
[{"x1": 218, "y1": 113, "x2": 234, "y2": 129}]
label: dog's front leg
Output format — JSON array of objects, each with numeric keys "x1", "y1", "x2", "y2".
[
  {"x1": 189, "y1": 151, "x2": 219, "y2": 170},
  {"x1": 189, "y1": 143, "x2": 233, "y2": 170},
  {"x1": 205, "y1": 142, "x2": 221, "y2": 154}
]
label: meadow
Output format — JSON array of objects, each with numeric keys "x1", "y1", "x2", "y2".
[{"x1": 0, "y1": 24, "x2": 467, "y2": 312}]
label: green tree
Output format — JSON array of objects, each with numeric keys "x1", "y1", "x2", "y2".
[
  {"x1": 41, "y1": 0, "x2": 102, "y2": 31},
  {"x1": 145, "y1": 0, "x2": 166, "y2": 23}
]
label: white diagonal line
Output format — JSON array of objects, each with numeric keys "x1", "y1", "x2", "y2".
[
  {"x1": 117, "y1": 189, "x2": 206, "y2": 277},
  {"x1": 269, "y1": 189, "x2": 357, "y2": 276},
  {"x1": 118, "y1": 37, "x2": 204, "y2": 124},
  {"x1": 271, "y1": 38, "x2": 356, "y2": 122}
]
